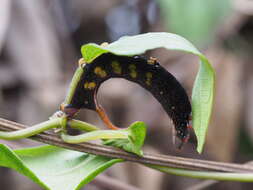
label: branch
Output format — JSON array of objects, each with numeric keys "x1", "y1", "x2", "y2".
[{"x1": 0, "y1": 118, "x2": 252, "y2": 173}]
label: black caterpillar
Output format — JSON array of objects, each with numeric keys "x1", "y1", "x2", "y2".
[{"x1": 61, "y1": 53, "x2": 192, "y2": 145}]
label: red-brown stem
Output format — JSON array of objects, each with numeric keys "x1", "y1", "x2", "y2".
[{"x1": 94, "y1": 91, "x2": 120, "y2": 130}]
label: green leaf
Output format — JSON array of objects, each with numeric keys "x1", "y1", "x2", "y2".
[
  {"x1": 81, "y1": 33, "x2": 201, "y2": 63},
  {"x1": 103, "y1": 121, "x2": 147, "y2": 156},
  {"x1": 0, "y1": 144, "x2": 122, "y2": 190},
  {"x1": 157, "y1": 0, "x2": 231, "y2": 46},
  {"x1": 81, "y1": 32, "x2": 215, "y2": 153},
  {"x1": 0, "y1": 144, "x2": 48, "y2": 189}
]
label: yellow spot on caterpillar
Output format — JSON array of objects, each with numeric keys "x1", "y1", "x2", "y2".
[
  {"x1": 129, "y1": 64, "x2": 137, "y2": 78},
  {"x1": 146, "y1": 72, "x2": 152, "y2": 85},
  {"x1": 147, "y1": 57, "x2": 157, "y2": 65},
  {"x1": 88, "y1": 82, "x2": 96, "y2": 89},
  {"x1": 94, "y1": 67, "x2": 107, "y2": 78},
  {"x1": 129, "y1": 64, "x2": 136, "y2": 70},
  {"x1": 130, "y1": 71, "x2": 137, "y2": 78},
  {"x1": 60, "y1": 103, "x2": 65, "y2": 111},
  {"x1": 146, "y1": 72, "x2": 153, "y2": 78},
  {"x1": 84, "y1": 82, "x2": 96, "y2": 90},
  {"x1": 111, "y1": 61, "x2": 122, "y2": 74},
  {"x1": 84, "y1": 82, "x2": 89, "y2": 89}
]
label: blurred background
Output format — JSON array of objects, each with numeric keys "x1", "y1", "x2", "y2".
[{"x1": 0, "y1": 0, "x2": 252, "y2": 189}]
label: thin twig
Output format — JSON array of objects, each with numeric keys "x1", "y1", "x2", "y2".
[{"x1": 0, "y1": 118, "x2": 253, "y2": 173}]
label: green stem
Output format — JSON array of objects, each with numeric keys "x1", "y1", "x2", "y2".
[
  {"x1": 61, "y1": 130, "x2": 128, "y2": 144},
  {"x1": 69, "y1": 119, "x2": 99, "y2": 131},
  {"x1": 0, "y1": 118, "x2": 61, "y2": 140},
  {"x1": 148, "y1": 165, "x2": 253, "y2": 182}
]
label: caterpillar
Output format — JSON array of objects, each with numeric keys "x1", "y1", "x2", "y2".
[{"x1": 60, "y1": 53, "x2": 192, "y2": 147}]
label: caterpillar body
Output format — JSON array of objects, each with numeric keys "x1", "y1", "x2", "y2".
[{"x1": 61, "y1": 53, "x2": 192, "y2": 145}]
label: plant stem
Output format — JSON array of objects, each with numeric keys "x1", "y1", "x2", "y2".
[
  {"x1": 148, "y1": 165, "x2": 253, "y2": 182},
  {"x1": 1, "y1": 117, "x2": 253, "y2": 173},
  {"x1": 69, "y1": 119, "x2": 99, "y2": 131},
  {"x1": 1, "y1": 118, "x2": 253, "y2": 182},
  {"x1": 0, "y1": 118, "x2": 61, "y2": 140},
  {"x1": 61, "y1": 130, "x2": 128, "y2": 143}
]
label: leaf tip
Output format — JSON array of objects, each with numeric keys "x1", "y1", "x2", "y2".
[
  {"x1": 196, "y1": 141, "x2": 204, "y2": 154},
  {"x1": 81, "y1": 43, "x2": 108, "y2": 63}
]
